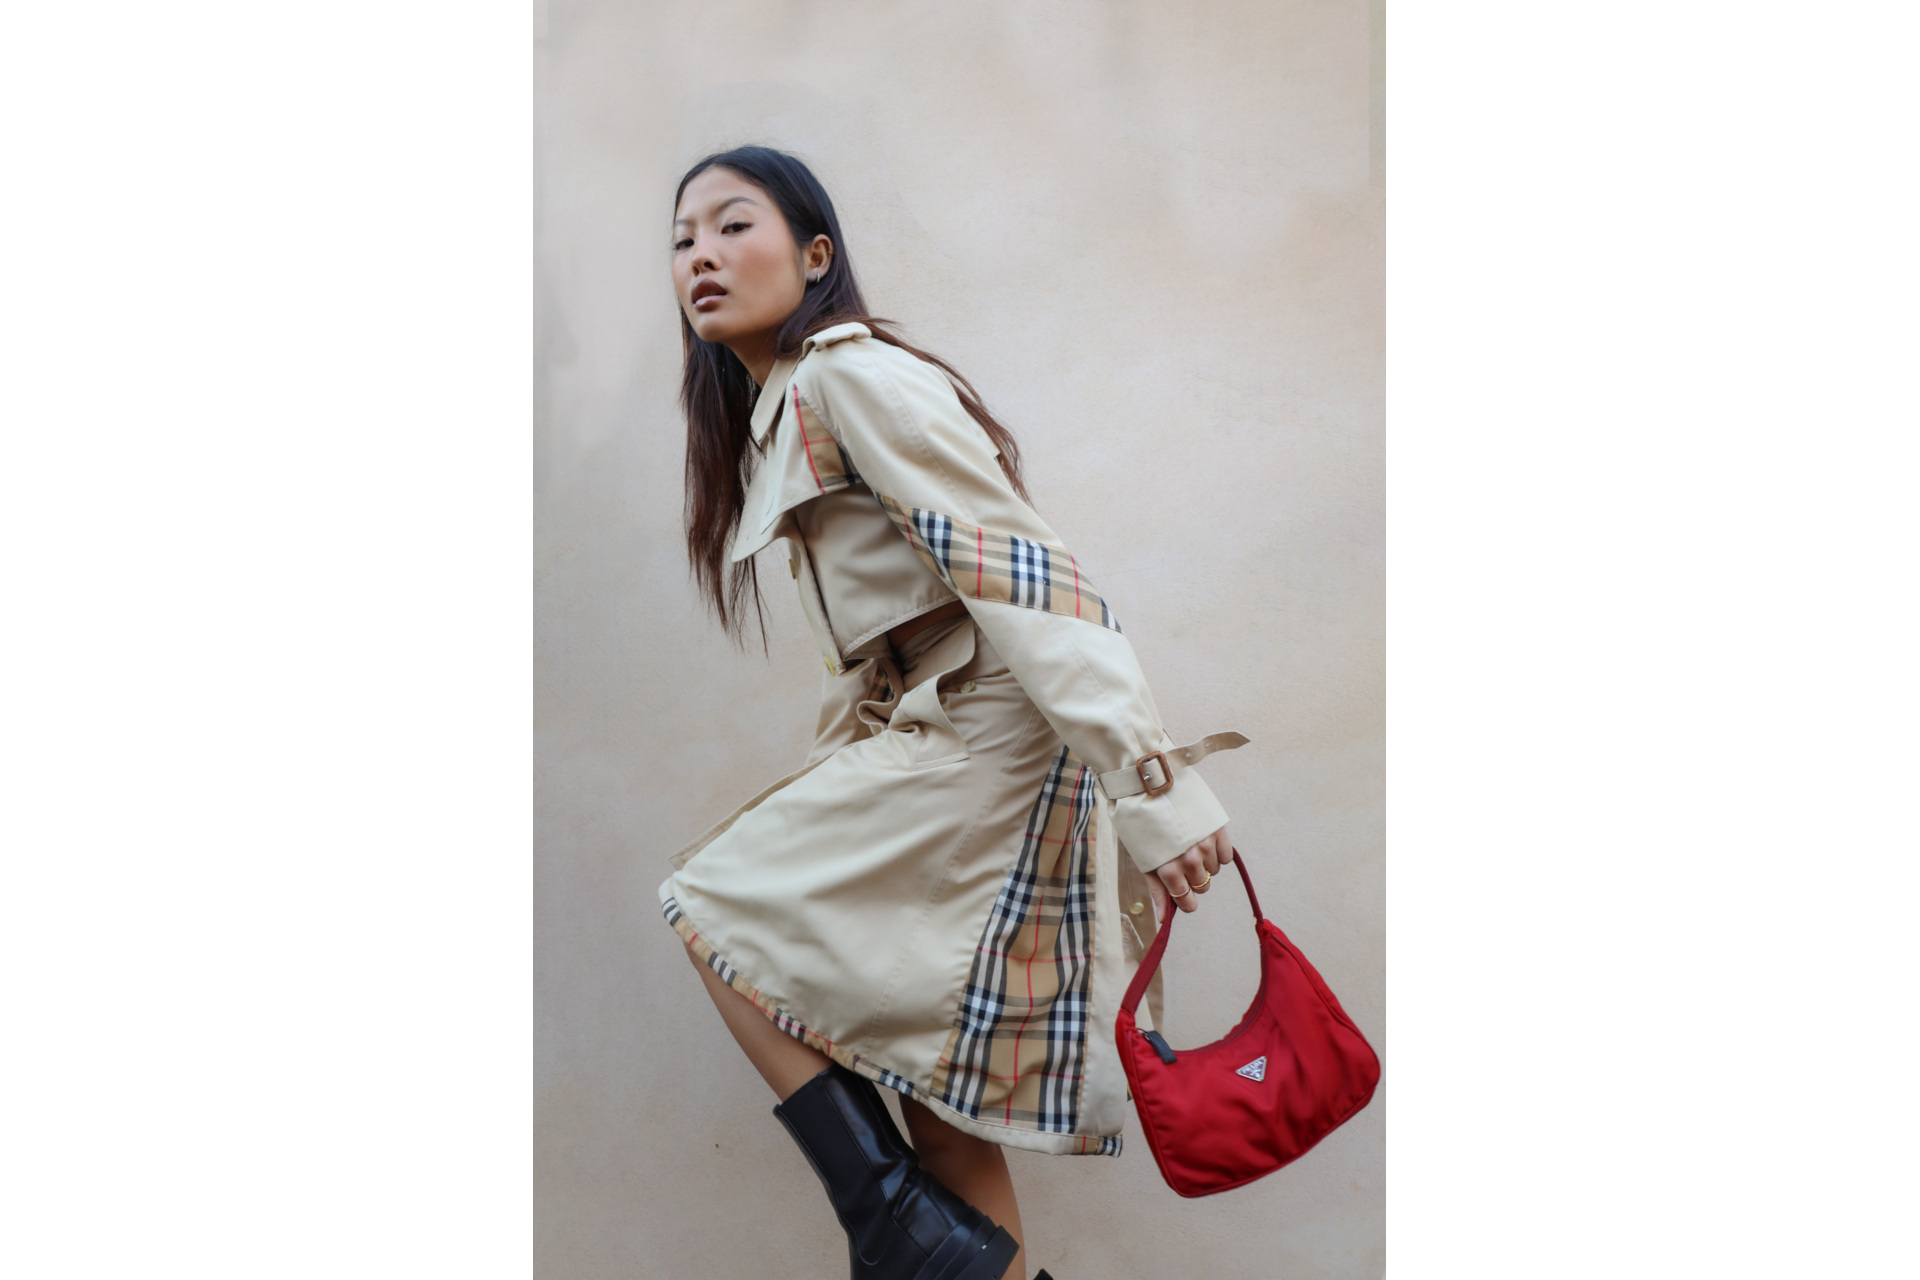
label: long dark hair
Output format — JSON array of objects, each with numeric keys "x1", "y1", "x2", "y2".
[{"x1": 676, "y1": 146, "x2": 1029, "y2": 642}]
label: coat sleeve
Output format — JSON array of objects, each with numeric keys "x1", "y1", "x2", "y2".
[{"x1": 794, "y1": 331, "x2": 1230, "y2": 876}]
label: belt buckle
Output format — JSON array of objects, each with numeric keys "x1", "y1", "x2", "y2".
[{"x1": 1135, "y1": 750, "x2": 1174, "y2": 797}]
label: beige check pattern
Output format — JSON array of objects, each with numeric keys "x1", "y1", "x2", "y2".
[
  {"x1": 927, "y1": 746, "x2": 1121, "y2": 1154},
  {"x1": 876, "y1": 496, "x2": 1122, "y2": 631},
  {"x1": 792, "y1": 385, "x2": 859, "y2": 495}
]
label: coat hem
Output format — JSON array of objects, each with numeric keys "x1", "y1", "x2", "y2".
[{"x1": 661, "y1": 890, "x2": 1122, "y2": 1158}]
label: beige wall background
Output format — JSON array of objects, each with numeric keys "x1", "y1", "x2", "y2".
[{"x1": 535, "y1": 1, "x2": 1382, "y2": 1276}]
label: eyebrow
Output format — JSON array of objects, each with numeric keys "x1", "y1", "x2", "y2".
[{"x1": 673, "y1": 194, "x2": 758, "y2": 229}]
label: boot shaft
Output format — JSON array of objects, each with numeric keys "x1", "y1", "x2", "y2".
[
  {"x1": 773, "y1": 1065, "x2": 918, "y2": 1226},
  {"x1": 772, "y1": 1065, "x2": 1019, "y2": 1280}
]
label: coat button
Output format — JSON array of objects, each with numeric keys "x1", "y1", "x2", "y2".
[
  {"x1": 1129, "y1": 901, "x2": 1146, "y2": 916},
  {"x1": 958, "y1": 681, "x2": 976, "y2": 694}
]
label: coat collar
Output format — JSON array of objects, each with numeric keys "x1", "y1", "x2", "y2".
[
  {"x1": 747, "y1": 323, "x2": 872, "y2": 446},
  {"x1": 749, "y1": 357, "x2": 798, "y2": 446}
]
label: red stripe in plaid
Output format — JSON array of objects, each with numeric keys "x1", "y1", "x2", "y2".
[
  {"x1": 876, "y1": 496, "x2": 1121, "y2": 632},
  {"x1": 794, "y1": 385, "x2": 859, "y2": 494},
  {"x1": 927, "y1": 746, "x2": 1100, "y2": 1136}
]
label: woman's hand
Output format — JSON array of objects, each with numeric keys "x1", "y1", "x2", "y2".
[{"x1": 1147, "y1": 825, "x2": 1232, "y2": 922}]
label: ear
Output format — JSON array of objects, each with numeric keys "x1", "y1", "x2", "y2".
[{"x1": 803, "y1": 234, "x2": 834, "y2": 280}]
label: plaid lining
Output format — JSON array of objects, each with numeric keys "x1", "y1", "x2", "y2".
[
  {"x1": 876, "y1": 496, "x2": 1121, "y2": 632},
  {"x1": 662, "y1": 896, "x2": 915, "y2": 1099},
  {"x1": 793, "y1": 385, "x2": 860, "y2": 495},
  {"x1": 928, "y1": 746, "x2": 1120, "y2": 1155}
]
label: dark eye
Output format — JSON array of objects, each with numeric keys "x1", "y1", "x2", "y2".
[
  {"x1": 723, "y1": 220, "x2": 749, "y2": 234},
  {"x1": 673, "y1": 237, "x2": 693, "y2": 251}
]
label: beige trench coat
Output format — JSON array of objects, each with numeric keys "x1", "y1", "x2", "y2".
[{"x1": 661, "y1": 323, "x2": 1240, "y2": 1156}]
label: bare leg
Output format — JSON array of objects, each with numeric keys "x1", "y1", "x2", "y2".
[
  {"x1": 900, "y1": 1097, "x2": 1027, "y2": 1280},
  {"x1": 686, "y1": 945, "x2": 831, "y2": 1101}
]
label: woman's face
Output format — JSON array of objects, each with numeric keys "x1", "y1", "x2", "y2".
[{"x1": 672, "y1": 168, "x2": 830, "y2": 361}]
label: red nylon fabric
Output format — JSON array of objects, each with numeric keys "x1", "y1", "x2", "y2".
[{"x1": 1116, "y1": 851, "x2": 1380, "y2": 1197}]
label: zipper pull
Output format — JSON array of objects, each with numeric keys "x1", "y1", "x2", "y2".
[{"x1": 1141, "y1": 1029, "x2": 1179, "y2": 1064}]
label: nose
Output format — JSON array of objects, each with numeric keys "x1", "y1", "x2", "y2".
[{"x1": 688, "y1": 232, "x2": 719, "y2": 276}]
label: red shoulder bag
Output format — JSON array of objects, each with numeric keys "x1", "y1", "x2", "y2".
[{"x1": 1116, "y1": 850, "x2": 1380, "y2": 1197}]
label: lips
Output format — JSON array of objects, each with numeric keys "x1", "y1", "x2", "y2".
[{"x1": 691, "y1": 280, "x2": 726, "y2": 306}]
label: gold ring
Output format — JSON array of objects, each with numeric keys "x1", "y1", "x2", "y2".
[{"x1": 1194, "y1": 872, "x2": 1212, "y2": 890}]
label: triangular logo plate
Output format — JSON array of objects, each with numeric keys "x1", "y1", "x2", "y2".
[{"x1": 1236, "y1": 1055, "x2": 1267, "y2": 1082}]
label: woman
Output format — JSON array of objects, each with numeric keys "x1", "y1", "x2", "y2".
[{"x1": 659, "y1": 146, "x2": 1242, "y2": 1280}]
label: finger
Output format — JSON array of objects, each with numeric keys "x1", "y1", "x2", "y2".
[
  {"x1": 1184, "y1": 849, "x2": 1213, "y2": 894},
  {"x1": 1198, "y1": 835, "x2": 1221, "y2": 879},
  {"x1": 1204, "y1": 828, "x2": 1234, "y2": 878},
  {"x1": 1156, "y1": 863, "x2": 1198, "y2": 913}
]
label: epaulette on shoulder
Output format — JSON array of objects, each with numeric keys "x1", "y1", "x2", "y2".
[{"x1": 799, "y1": 322, "x2": 871, "y2": 357}]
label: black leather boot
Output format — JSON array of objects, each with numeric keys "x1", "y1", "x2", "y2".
[{"x1": 773, "y1": 1064, "x2": 1020, "y2": 1280}]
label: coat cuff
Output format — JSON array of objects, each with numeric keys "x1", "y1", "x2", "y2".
[{"x1": 1108, "y1": 767, "x2": 1229, "y2": 875}]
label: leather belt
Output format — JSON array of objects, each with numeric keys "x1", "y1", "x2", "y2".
[{"x1": 1097, "y1": 732, "x2": 1249, "y2": 800}]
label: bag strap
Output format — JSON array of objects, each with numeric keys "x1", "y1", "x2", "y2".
[{"x1": 1119, "y1": 849, "x2": 1262, "y2": 1017}]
